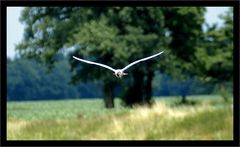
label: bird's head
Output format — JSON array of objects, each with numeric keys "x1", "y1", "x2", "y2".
[{"x1": 114, "y1": 70, "x2": 127, "y2": 79}]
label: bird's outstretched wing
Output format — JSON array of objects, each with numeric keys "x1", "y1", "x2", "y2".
[
  {"x1": 122, "y1": 51, "x2": 164, "y2": 71},
  {"x1": 73, "y1": 56, "x2": 116, "y2": 72}
]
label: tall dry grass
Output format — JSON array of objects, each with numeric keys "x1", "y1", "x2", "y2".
[{"x1": 7, "y1": 98, "x2": 233, "y2": 140}]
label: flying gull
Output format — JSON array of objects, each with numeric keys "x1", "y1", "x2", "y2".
[{"x1": 73, "y1": 51, "x2": 164, "y2": 79}]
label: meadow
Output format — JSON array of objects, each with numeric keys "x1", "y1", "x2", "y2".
[{"x1": 7, "y1": 95, "x2": 233, "y2": 140}]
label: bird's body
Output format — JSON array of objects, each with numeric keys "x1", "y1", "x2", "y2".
[
  {"x1": 114, "y1": 69, "x2": 127, "y2": 79},
  {"x1": 73, "y1": 51, "x2": 164, "y2": 79}
]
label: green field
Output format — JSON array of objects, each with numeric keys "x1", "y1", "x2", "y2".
[{"x1": 7, "y1": 95, "x2": 233, "y2": 140}]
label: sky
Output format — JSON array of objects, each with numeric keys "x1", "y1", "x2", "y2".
[{"x1": 7, "y1": 7, "x2": 230, "y2": 58}]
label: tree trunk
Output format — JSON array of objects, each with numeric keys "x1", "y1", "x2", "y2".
[
  {"x1": 124, "y1": 69, "x2": 144, "y2": 107},
  {"x1": 144, "y1": 69, "x2": 154, "y2": 106},
  {"x1": 181, "y1": 94, "x2": 187, "y2": 103},
  {"x1": 103, "y1": 81, "x2": 114, "y2": 108},
  {"x1": 104, "y1": 91, "x2": 114, "y2": 108}
]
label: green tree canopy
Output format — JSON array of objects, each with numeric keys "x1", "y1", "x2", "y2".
[
  {"x1": 17, "y1": 7, "x2": 221, "y2": 107},
  {"x1": 193, "y1": 8, "x2": 233, "y2": 102},
  {"x1": 194, "y1": 8, "x2": 233, "y2": 83}
]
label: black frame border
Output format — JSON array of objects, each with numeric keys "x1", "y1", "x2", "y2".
[{"x1": 1, "y1": 0, "x2": 239, "y2": 146}]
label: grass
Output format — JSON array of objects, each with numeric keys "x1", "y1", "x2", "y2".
[
  {"x1": 7, "y1": 95, "x2": 233, "y2": 140},
  {"x1": 7, "y1": 98, "x2": 129, "y2": 120}
]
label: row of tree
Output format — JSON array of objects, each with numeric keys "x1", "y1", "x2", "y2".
[
  {"x1": 7, "y1": 56, "x2": 103, "y2": 100},
  {"x1": 15, "y1": 7, "x2": 233, "y2": 107},
  {"x1": 7, "y1": 56, "x2": 215, "y2": 101}
]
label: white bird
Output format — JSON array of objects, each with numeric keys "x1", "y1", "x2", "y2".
[{"x1": 73, "y1": 51, "x2": 164, "y2": 79}]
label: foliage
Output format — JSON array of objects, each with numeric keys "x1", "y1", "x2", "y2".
[
  {"x1": 16, "y1": 7, "x2": 169, "y2": 107},
  {"x1": 194, "y1": 8, "x2": 233, "y2": 83},
  {"x1": 7, "y1": 57, "x2": 216, "y2": 101},
  {"x1": 7, "y1": 57, "x2": 103, "y2": 100},
  {"x1": 162, "y1": 7, "x2": 206, "y2": 77},
  {"x1": 16, "y1": 7, "x2": 232, "y2": 107},
  {"x1": 152, "y1": 73, "x2": 214, "y2": 97},
  {"x1": 193, "y1": 8, "x2": 233, "y2": 101}
]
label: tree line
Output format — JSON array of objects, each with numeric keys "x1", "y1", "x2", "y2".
[{"x1": 7, "y1": 55, "x2": 215, "y2": 101}]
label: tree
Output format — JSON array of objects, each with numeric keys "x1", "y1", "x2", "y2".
[
  {"x1": 17, "y1": 7, "x2": 209, "y2": 107},
  {"x1": 7, "y1": 56, "x2": 80, "y2": 100},
  {"x1": 68, "y1": 16, "x2": 122, "y2": 108},
  {"x1": 193, "y1": 8, "x2": 233, "y2": 102},
  {"x1": 162, "y1": 7, "x2": 206, "y2": 103},
  {"x1": 17, "y1": 7, "x2": 169, "y2": 108},
  {"x1": 8, "y1": 56, "x2": 106, "y2": 100}
]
